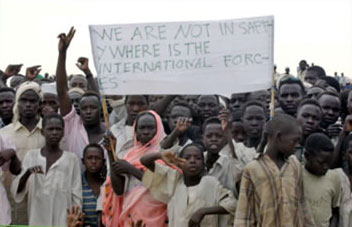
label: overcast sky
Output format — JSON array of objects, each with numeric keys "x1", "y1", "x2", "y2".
[{"x1": 1, "y1": 0, "x2": 351, "y2": 77}]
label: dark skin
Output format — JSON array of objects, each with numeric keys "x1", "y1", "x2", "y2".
[
  {"x1": 140, "y1": 147, "x2": 229, "y2": 227},
  {"x1": 305, "y1": 70, "x2": 320, "y2": 85},
  {"x1": 105, "y1": 114, "x2": 156, "y2": 195},
  {"x1": 18, "y1": 118, "x2": 64, "y2": 193},
  {"x1": 279, "y1": 83, "x2": 304, "y2": 116},
  {"x1": 125, "y1": 95, "x2": 148, "y2": 126},
  {"x1": 231, "y1": 121, "x2": 247, "y2": 143},
  {"x1": 197, "y1": 95, "x2": 219, "y2": 122},
  {"x1": 0, "y1": 91, "x2": 15, "y2": 125},
  {"x1": 82, "y1": 147, "x2": 105, "y2": 197},
  {"x1": 75, "y1": 57, "x2": 100, "y2": 94},
  {"x1": 56, "y1": 27, "x2": 105, "y2": 144},
  {"x1": 306, "y1": 87, "x2": 325, "y2": 100},
  {"x1": 229, "y1": 93, "x2": 247, "y2": 113},
  {"x1": 41, "y1": 93, "x2": 59, "y2": 116},
  {"x1": 0, "y1": 149, "x2": 21, "y2": 176},
  {"x1": 242, "y1": 105, "x2": 266, "y2": 148},
  {"x1": 296, "y1": 104, "x2": 322, "y2": 140},
  {"x1": 266, "y1": 126, "x2": 302, "y2": 170},
  {"x1": 318, "y1": 94, "x2": 341, "y2": 127},
  {"x1": 18, "y1": 90, "x2": 41, "y2": 132}
]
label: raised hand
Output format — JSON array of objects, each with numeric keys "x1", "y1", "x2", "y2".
[
  {"x1": 4, "y1": 64, "x2": 23, "y2": 78},
  {"x1": 25, "y1": 65, "x2": 41, "y2": 81},
  {"x1": 76, "y1": 57, "x2": 91, "y2": 74},
  {"x1": 218, "y1": 108, "x2": 231, "y2": 131},
  {"x1": 57, "y1": 26, "x2": 76, "y2": 53},
  {"x1": 66, "y1": 206, "x2": 85, "y2": 227},
  {"x1": 103, "y1": 132, "x2": 116, "y2": 155},
  {"x1": 161, "y1": 151, "x2": 187, "y2": 168},
  {"x1": 0, "y1": 149, "x2": 16, "y2": 166},
  {"x1": 28, "y1": 165, "x2": 44, "y2": 175},
  {"x1": 175, "y1": 117, "x2": 192, "y2": 134}
]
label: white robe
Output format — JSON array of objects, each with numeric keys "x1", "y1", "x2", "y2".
[{"x1": 11, "y1": 149, "x2": 82, "y2": 226}]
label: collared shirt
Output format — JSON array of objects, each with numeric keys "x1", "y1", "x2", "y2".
[
  {"x1": 220, "y1": 141, "x2": 257, "y2": 168},
  {"x1": 0, "y1": 118, "x2": 44, "y2": 225},
  {"x1": 11, "y1": 149, "x2": 82, "y2": 226},
  {"x1": 234, "y1": 154, "x2": 315, "y2": 227},
  {"x1": 82, "y1": 172, "x2": 99, "y2": 227},
  {"x1": 143, "y1": 163, "x2": 236, "y2": 227}
]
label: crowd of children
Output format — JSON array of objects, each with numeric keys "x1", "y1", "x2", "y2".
[{"x1": 0, "y1": 27, "x2": 351, "y2": 227}]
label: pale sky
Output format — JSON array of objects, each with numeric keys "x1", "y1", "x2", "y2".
[{"x1": 0, "y1": 0, "x2": 351, "y2": 78}]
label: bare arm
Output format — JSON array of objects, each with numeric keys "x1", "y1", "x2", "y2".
[
  {"x1": 140, "y1": 152, "x2": 162, "y2": 172},
  {"x1": 219, "y1": 109, "x2": 237, "y2": 159},
  {"x1": 160, "y1": 117, "x2": 192, "y2": 149},
  {"x1": 188, "y1": 206, "x2": 229, "y2": 227},
  {"x1": 56, "y1": 27, "x2": 76, "y2": 117},
  {"x1": 76, "y1": 57, "x2": 100, "y2": 94},
  {"x1": 152, "y1": 95, "x2": 177, "y2": 116},
  {"x1": 17, "y1": 166, "x2": 43, "y2": 193}
]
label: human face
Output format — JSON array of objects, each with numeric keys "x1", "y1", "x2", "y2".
[
  {"x1": 0, "y1": 91, "x2": 15, "y2": 120},
  {"x1": 276, "y1": 126, "x2": 302, "y2": 158},
  {"x1": 279, "y1": 84, "x2": 304, "y2": 116},
  {"x1": 305, "y1": 151, "x2": 334, "y2": 176},
  {"x1": 42, "y1": 118, "x2": 64, "y2": 145},
  {"x1": 229, "y1": 93, "x2": 247, "y2": 112},
  {"x1": 299, "y1": 61, "x2": 307, "y2": 71},
  {"x1": 185, "y1": 95, "x2": 199, "y2": 112},
  {"x1": 297, "y1": 104, "x2": 322, "y2": 137},
  {"x1": 248, "y1": 90, "x2": 270, "y2": 110},
  {"x1": 83, "y1": 147, "x2": 104, "y2": 174},
  {"x1": 80, "y1": 96, "x2": 100, "y2": 126},
  {"x1": 70, "y1": 76, "x2": 88, "y2": 90},
  {"x1": 203, "y1": 123, "x2": 226, "y2": 154},
  {"x1": 231, "y1": 122, "x2": 247, "y2": 143},
  {"x1": 18, "y1": 90, "x2": 40, "y2": 119},
  {"x1": 136, "y1": 114, "x2": 156, "y2": 145},
  {"x1": 126, "y1": 96, "x2": 148, "y2": 123},
  {"x1": 305, "y1": 71, "x2": 319, "y2": 85},
  {"x1": 181, "y1": 146, "x2": 204, "y2": 177},
  {"x1": 242, "y1": 105, "x2": 266, "y2": 139},
  {"x1": 168, "y1": 106, "x2": 192, "y2": 131},
  {"x1": 318, "y1": 95, "x2": 341, "y2": 125},
  {"x1": 42, "y1": 93, "x2": 59, "y2": 115},
  {"x1": 197, "y1": 95, "x2": 219, "y2": 121},
  {"x1": 306, "y1": 87, "x2": 324, "y2": 99}
]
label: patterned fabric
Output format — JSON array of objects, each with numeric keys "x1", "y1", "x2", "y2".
[
  {"x1": 82, "y1": 172, "x2": 98, "y2": 227},
  {"x1": 234, "y1": 154, "x2": 315, "y2": 227}
]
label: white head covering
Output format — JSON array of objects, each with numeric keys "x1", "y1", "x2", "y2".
[
  {"x1": 13, "y1": 81, "x2": 43, "y2": 122},
  {"x1": 41, "y1": 82, "x2": 57, "y2": 95}
]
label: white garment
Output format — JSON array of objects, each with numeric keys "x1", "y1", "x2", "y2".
[
  {"x1": 221, "y1": 141, "x2": 257, "y2": 168},
  {"x1": 11, "y1": 149, "x2": 82, "y2": 226},
  {"x1": 110, "y1": 122, "x2": 134, "y2": 158},
  {"x1": 143, "y1": 163, "x2": 236, "y2": 227},
  {"x1": 336, "y1": 169, "x2": 352, "y2": 227}
]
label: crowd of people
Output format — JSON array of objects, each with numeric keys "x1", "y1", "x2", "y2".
[{"x1": 0, "y1": 27, "x2": 351, "y2": 227}]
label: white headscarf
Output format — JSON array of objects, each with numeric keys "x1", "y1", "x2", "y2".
[{"x1": 13, "y1": 81, "x2": 43, "y2": 122}]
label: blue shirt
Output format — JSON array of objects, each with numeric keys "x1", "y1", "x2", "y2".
[{"x1": 82, "y1": 172, "x2": 98, "y2": 227}]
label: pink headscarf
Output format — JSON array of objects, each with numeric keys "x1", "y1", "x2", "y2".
[{"x1": 102, "y1": 110, "x2": 167, "y2": 227}]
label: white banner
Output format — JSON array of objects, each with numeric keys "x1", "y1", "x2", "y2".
[{"x1": 89, "y1": 16, "x2": 274, "y2": 95}]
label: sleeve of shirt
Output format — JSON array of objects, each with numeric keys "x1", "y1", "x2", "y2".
[
  {"x1": 0, "y1": 135, "x2": 16, "y2": 171},
  {"x1": 299, "y1": 169, "x2": 316, "y2": 227},
  {"x1": 71, "y1": 155, "x2": 83, "y2": 208},
  {"x1": 216, "y1": 180, "x2": 237, "y2": 215},
  {"x1": 337, "y1": 169, "x2": 352, "y2": 227},
  {"x1": 332, "y1": 171, "x2": 342, "y2": 208},
  {"x1": 10, "y1": 152, "x2": 32, "y2": 203},
  {"x1": 233, "y1": 167, "x2": 256, "y2": 227},
  {"x1": 142, "y1": 162, "x2": 181, "y2": 204}
]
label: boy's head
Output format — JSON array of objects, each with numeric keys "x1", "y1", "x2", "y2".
[
  {"x1": 197, "y1": 95, "x2": 220, "y2": 121},
  {"x1": 179, "y1": 143, "x2": 205, "y2": 177},
  {"x1": 306, "y1": 86, "x2": 325, "y2": 100},
  {"x1": 231, "y1": 121, "x2": 247, "y2": 143},
  {"x1": 41, "y1": 113, "x2": 65, "y2": 145},
  {"x1": 304, "y1": 133, "x2": 334, "y2": 176},
  {"x1": 317, "y1": 91, "x2": 341, "y2": 126},
  {"x1": 242, "y1": 100, "x2": 266, "y2": 140},
  {"x1": 168, "y1": 103, "x2": 193, "y2": 131},
  {"x1": 125, "y1": 95, "x2": 149, "y2": 122},
  {"x1": 82, "y1": 144, "x2": 105, "y2": 174},
  {"x1": 304, "y1": 65, "x2": 326, "y2": 85},
  {"x1": 79, "y1": 91, "x2": 101, "y2": 127},
  {"x1": 266, "y1": 114, "x2": 302, "y2": 158},
  {"x1": 229, "y1": 93, "x2": 248, "y2": 113},
  {"x1": 296, "y1": 99, "x2": 322, "y2": 138},
  {"x1": 135, "y1": 112, "x2": 157, "y2": 145},
  {"x1": 278, "y1": 76, "x2": 305, "y2": 116},
  {"x1": 202, "y1": 117, "x2": 227, "y2": 154}
]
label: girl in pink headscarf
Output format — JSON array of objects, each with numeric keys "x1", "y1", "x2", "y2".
[{"x1": 102, "y1": 110, "x2": 168, "y2": 227}]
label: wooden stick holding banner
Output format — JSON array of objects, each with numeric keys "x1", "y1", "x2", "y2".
[{"x1": 270, "y1": 70, "x2": 275, "y2": 118}]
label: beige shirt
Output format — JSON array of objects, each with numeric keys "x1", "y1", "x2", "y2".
[
  {"x1": 0, "y1": 119, "x2": 45, "y2": 225},
  {"x1": 303, "y1": 168, "x2": 341, "y2": 227},
  {"x1": 110, "y1": 121, "x2": 134, "y2": 158},
  {"x1": 143, "y1": 163, "x2": 236, "y2": 227},
  {"x1": 221, "y1": 141, "x2": 257, "y2": 168},
  {"x1": 336, "y1": 169, "x2": 352, "y2": 227}
]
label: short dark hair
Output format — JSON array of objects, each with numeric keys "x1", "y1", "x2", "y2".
[
  {"x1": 0, "y1": 87, "x2": 15, "y2": 95},
  {"x1": 134, "y1": 111, "x2": 156, "y2": 132},
  {"x1": 179, "y1": 142, "x2": 205, "y2": 160},
  {"x1": 307, "y1": 66, "x2": 326, "y2": 78},
  {"x1": 202, "y1": 117, "x2": 221, "y2": 133},
  {"x1": 81, "y1": 91, "x2": 101, "y2": 103},
  {"x1": 279, "y1": 76, "x2": 305, "y2": 93},
  {"x1": 305, "y1": 133, "x2": 334, "y2": 155},
  {"x1": 171, "y1": 103, "x2": 193, "y2": 116},
  {"x1": 83, "y1": 143, "x2": 105, "y2": 158},
  {"x1": 42, "y1": 113, "x2": 64, "y2": 129},
  {"x1": 297, "y1": 99, "x2": 322, "y2": 112},
  {"x1": 321, "y1": 76, "x2": 341, "y2": 93},
  {"x1": 242, "y1": 100, "x2": 267, "y2": 115},
  {"x1": 316, "y1": 91, "x2": 340, "y2": 101},
  {"x1": 197, "y1": 95, "x2": 219, "y2": 104}
]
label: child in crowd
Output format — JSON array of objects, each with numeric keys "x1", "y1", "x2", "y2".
[
  {"x1": 140, "y1": 143, "x2": 236, "y2": 227},
  {"x1": 303, "y1": 133, "x2": 342, "y2": 227},
  {"x1": 102, "y1": 110, "x2": 168, "y2": 227},
  {"x1": 230, "y1": 120, "x2": 247, "y2": 143},
  {"x1": 81, "y1": 143, "x2": 106, "y2": 227},
  {"x1": 234, "y1": 114, "x2": 315, "y2": 227},
  {"x1": 11, "y1": 113, "x2": 82, "y2": 226}
]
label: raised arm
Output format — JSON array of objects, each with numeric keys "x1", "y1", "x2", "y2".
[
  {"x1": 152, "y1": 95, "x2": 177, "y2": 116},
  {"x1": 76, "y1": 57, "x2": 100, "y2": 94},
  {"x1": 219, "y1": 109, "x2": 237, "y2": 159},
  {"x1": 56, "y1": 27, "x2": 76, "y2": 117},
  {"x1": 140, "y1": 152, "x2": 162, "y2": 172},
  {"x1": 160, "y1": 117, "x2": 192, "y2": 149}
]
